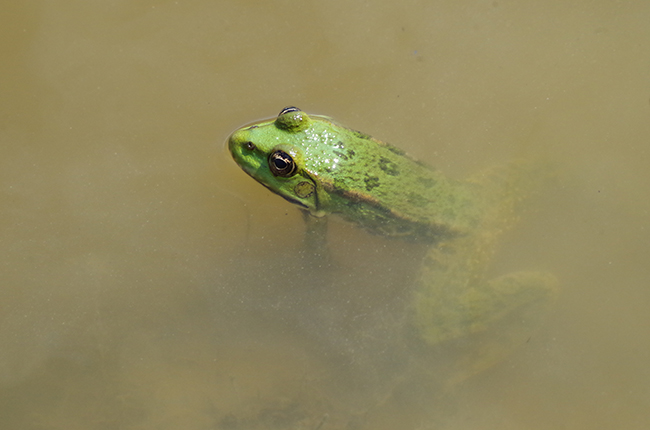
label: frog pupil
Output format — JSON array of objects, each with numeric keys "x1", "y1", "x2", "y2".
[{"x1": 269, "y1": 150, "x2": 296, "y2": 177}]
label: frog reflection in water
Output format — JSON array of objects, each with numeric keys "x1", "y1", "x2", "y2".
[{"x1": 228, "y1": 107, "x2": 557, "y2": 379}]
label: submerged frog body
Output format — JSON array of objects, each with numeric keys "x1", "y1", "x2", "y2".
[{"x1": 228, "y1": 106, "x2": 557, "y2": 364}]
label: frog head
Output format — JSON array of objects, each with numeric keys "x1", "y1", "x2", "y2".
[{"x1": 228, "y1": 107, "x2": 329, "y2": 217}]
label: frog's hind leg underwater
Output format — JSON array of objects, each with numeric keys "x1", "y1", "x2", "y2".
[{"x1": 411, "y1": 160, "x2": 559, "y2": 384}]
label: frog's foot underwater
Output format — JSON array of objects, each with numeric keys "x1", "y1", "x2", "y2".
[{"x1": 413, "y1": 264, "x2": 559, "y2": 386}]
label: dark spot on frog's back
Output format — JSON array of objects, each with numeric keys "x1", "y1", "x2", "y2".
[
  {"x1": 386, "y1": 144, "x2": 406, "y2": 156},
  {"x1": 378, "y1": 157, "x2": 400, "y2": 176},
  {"x1": 332, "y1": 150, "x2": 348, "y2": 160},
  {"x1": 335, "y1": 141, "x2": 356, "y2": 160},
  {"x1": 364, "y1": 174, "x2": 381, "y2": 191},
  {"x1": 352, "y1": 130, "x2": 372, "y2": 140}
]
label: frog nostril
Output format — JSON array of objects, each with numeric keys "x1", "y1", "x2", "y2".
[{"x1": 244, "y1": 141, "x2": 256, "y2": 150}]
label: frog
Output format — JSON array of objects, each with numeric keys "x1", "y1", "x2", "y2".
[{"x1": 227, "y1": 106, "x2": 557, "y2": 379}]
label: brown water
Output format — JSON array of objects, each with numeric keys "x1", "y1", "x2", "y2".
[{"x1": 2, "y1": 1, "x2": 649, "y2": 429}]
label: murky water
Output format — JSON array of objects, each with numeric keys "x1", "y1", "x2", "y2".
[{"x1": 2, "y1": 1, "x2": 649, "y2": 429}]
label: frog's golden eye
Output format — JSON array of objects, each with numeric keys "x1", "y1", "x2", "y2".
[
  {"x1": 278, "y1": 106, "x2": 301, "y2": 116},
  {"x1": 268, "y1": 150, "x2": 297, "y2": 177}
]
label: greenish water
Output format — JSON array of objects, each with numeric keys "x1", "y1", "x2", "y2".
[{"x1": 2, "y1": 1, "x2": 649, "y2": 429}]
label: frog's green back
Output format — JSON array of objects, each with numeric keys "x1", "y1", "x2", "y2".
[{"x1": 307, "y1": 122, "x2": 484, "y2": 242}]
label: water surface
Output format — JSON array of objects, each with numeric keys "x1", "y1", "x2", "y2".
[{"x1": 1, "y1": 1, "x2": 649, "y2": 429}]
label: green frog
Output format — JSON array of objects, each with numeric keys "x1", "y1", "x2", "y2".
[{"x1": 228, "y1": 106, "x2": 557, "y2": 370}]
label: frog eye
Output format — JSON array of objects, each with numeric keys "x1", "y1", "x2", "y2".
[
  {"x1": 278, "y1": 106, "x2": 301, "y2": 116},
  {"x1": 268, "y1": 150, "x2": 297, "y2": 177},
  {"x1": 275, "y1": 107, "x2": 310, "y2": 131}
]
